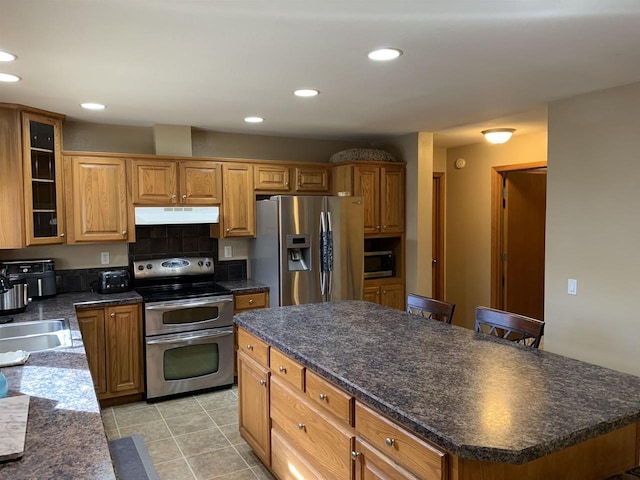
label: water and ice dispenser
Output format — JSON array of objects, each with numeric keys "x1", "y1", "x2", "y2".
[{"x1": 286, "y1": 234, "x2": 311, "y2": 271}]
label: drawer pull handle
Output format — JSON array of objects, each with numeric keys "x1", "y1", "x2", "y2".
[
  {"x1": 297, "y1": 423, "x2": 305, "y2": 431},
  {"x1": 351, "y1": 451, "x2": 361, "y2": 460},
  {"x1": 110, "y1": 313, "x2": 115, "y2": 318},
  {"x1": 259, "y1": 379, "x2": 266, "y2": 386},
  {"x1": 248, "y1": 299, "x2": 254, "y2": 304},
  {"x1": 247, "y1": 344, "x2": 253, "y2": 350},
  {"x1": 279, "y1": 366, "x2": 286, "y2": 373},
  {"x1": 385, "y1": 437, "x2": 395, "y2": 447},
  {"x1": 319, "y1": 393, "x2": 327, "y2": 401}
]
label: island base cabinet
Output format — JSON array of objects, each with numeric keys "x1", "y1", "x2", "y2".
[
  {"x1": 238, "y1": 350, "x2": 271, "y2": 467},
  {"x1": 353, "y1": 437, "x2": 421, "y2": 480}
]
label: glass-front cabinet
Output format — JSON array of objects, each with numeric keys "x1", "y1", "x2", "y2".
[{"x1": 22, "y1": 112, "x2": 65, "y2": 245}]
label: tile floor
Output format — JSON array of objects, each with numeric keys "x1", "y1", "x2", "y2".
[{"x1": 101, "y1": 386, "x2": 275, "y2": 480}]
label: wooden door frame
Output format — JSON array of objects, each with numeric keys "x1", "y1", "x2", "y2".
[
  {"x1": 433, "y1": 173, "x2": 445, "y2": 300},
  {"x1": 490, "y1": 162, "x2": 546, "y2": 309}
]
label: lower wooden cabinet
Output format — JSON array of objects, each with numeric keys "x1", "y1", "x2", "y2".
[
  {"x1": 76, "y1": 303, "x2": 143, "y2": 402},
  {"x1": 364, "y1": 280, "x2": 405, "y2": 310},
  {"x1": 238, "y1": 350, "x2": 271, "y2": 466},
  {"x1": 353, "y1": 437, "x2": 421, "y2": 480}
]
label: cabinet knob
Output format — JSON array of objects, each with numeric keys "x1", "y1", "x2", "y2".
[
  {"x1": 171, "y1": 194, "x2": 177, "y2": 199},
  {"x1": 122, "y1": 230, "x2": 127, "y2": 236},
  {"x1": 259, "y1": 379, "x2": 266, "y2": 386},
  {"x1": 226, "y1": 228, "x2": 230, "y2": 233},
  {"x1": 319, "y1": 393, "x2": 327, "y2": 401},
  {"x1": 351, "y1": 451, "x2": 361, "y2": 460},
  {"x1": 285, "y1": 182, "x2": 289, "y2": 186},
  {"x1": 383, "y1": 225, "x2": 387, "y2": 229},
  {"x1": 247, "y1": 344, "x2": 253, "y2": 350},
  {"x1": 385, "y1": 437, "x2": 395, "y2": 447},
  {"x1": 382, "y1": 290, "x2": 387, "y2": 294},
  {"x1": 182, "y1": 194, "x2": 187, "y2": 200},
  {"x1": 110, "y1": 313, "x2": 115, "y2": 318},
  {"x1": 297, "y1": 423, "x2": 305, "y2": 431},
  {"x1": 60, "y1": 233, "x2": 65, "y2": 238},
  {"x1": 279, "y1": 366, "x2": 286, "y2": 373},
  {"x1": 248, "y1": 299, "x2": 254, "y2": 305},
  {"x1": 376, "y1": 225, "x2": 380, "y2": 230}
]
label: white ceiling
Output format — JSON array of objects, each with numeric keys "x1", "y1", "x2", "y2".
[{"x1": 2, "y1": 1, "x2": 640, "y2": 146}]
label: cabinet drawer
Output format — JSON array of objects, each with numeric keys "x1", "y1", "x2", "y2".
[
  {"x1": 271, "y1": 428, "x2": 323, "y2": 480},
  {"x1": 270, "y1": 377, "x2": 353, "y2": 479},
  {"x1": 235, "y1": 292, "x2": 268, "y2": 312},
  {"x1": 305, "y1": 369, "x2": 354, "y2": 426},
  {"x1": 270, "y1": 348, "x2": 305, "y2": 391},
  {"x1": 237, "y1": 328, "x2": 269, "y2": 367},
  {"x1": 355, "y1": 401, "x2": 447, "y2": 479}
]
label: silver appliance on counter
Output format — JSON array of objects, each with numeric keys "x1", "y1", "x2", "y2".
[
  {"x1": 250, "y1": 195, "x2": 364, "y2": 307},
  {"x1": 133, "y1": 257, "x2": 234, "y2": 401},
  {"x1": 0, "y1": 259, "x2": 57, "y2": 299}
]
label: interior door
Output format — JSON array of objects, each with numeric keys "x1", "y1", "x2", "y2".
[{"x1": 503, "y1": 170, "x2": 547, "y2": 320}]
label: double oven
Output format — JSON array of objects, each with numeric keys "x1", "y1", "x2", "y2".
[{"x1": 133, "y1": 257, "x2": 234, "y2": 401}]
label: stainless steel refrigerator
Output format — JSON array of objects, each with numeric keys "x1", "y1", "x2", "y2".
[{"x1": 250, "y1": 195, "x2": 364, "y2": 307}]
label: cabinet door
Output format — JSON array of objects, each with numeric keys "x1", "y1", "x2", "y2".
[
  {"x1": 294, "y1": 166, "x2": 330, "y2": 193},
  {"x1": 66, "y1": 156, "x2": 130, "y2": 243},
  {"x1": 105, "y1": 304, "x2": 143, "y2": 395},
  {"x1": 238, "y1": 351, "x2": 271, "y2": 466},
  {"x1": 364, "y1": 286, "x2": 381, "y2": 304},
  {"x1": 76, "y1": 308, "x2": 107, "y2": 395},
  {"x1": 131, "y1": 159, "x2": 178, "y2": 204},
  {"x1": 254, "y1": 164, "x2": 291, "y2": 192},
  {"x1": 353, "y1": 437, "x2": 421, "y2": 480},
  {"x1": 22, "y1": 112, "x2": 65, "y2": 245},
  {"x1": 380, "y1": 283, "x2": 404, "y2": 310},
  {"x1": 381, "y1": 166, "x2": 404, "y2": 234},
  {"x1": 179, "y1": 161, "x2": 222, "y2": 205},
  {"x1": 0, "y1": 108, "x2": 25, "y2": 248},
  {"x1": 354, "y1": 166, "x2": 380, "y2": 235},
  {"x1": 221, "y1": 164, "x2": 256, "y2": 237}
]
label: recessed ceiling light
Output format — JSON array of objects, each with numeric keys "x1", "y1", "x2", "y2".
[
  {"x1": 244, "y1": 116, "x2": 264, "y2": 124},
  {"x1": 294, "y1": 89, "x2": 320, "y2": 98},
  {"x1": 0, "y1": 72, "x2": 20, "y2": 82},
  {"x1": 81, "y1": 102, "x2": 107, "y2": 110},
  {"x1": 368, "y1": 48, "x2": 403, "y2": 61},
  {"x1": 0, "y1": 51, "x2": 17, "y2": 62}
]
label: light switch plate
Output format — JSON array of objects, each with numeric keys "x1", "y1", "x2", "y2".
[
  {"x1": 224, "y1": 246, "x2": 233, "y2": 258},
  {"x1": 101, "y1": 252, "x2": 110, "y2": 265},
  {"x1": 568, "y1": 278, "x2": 577, "y2": 295}
]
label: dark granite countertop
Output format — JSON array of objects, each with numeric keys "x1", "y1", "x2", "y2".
[
  {"x1": 0, "y1": 291, "x2": 142, "y2": 479},
  {"x1": 235, "y1": 301, "x2": 640, "y2": 465},
  {"x1": 217, "y1": 279, "x2": 269, "y2": 294}
]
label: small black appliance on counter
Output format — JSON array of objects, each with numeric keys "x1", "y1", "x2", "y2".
[
  {"x1": 96, "y1": 269, "x2": 131, "y2": 294},
  {"x1": 0, "y1": 259, "x2": 57, "y2": 299}
]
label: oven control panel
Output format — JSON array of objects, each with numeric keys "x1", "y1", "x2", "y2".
[{"x1": 133, "y1": 257, "x2": 214, "y2": 279}]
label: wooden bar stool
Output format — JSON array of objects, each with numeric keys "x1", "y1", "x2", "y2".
[
  {"x1": 407, "y1": 294, "x2": 455, "y2": 324},
  {"x1": 474, "y1": 306, "x2": 544, "y2": 348}
]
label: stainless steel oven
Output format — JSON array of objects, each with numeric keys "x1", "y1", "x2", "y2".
[{"x1": 133, "y1": 257, "x2": 235, "y2": 401}]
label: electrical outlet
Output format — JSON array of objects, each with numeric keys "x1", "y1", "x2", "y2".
[
  {"x1": 101, "y1": 252, "x2": 110, "y2": 265},
  {"x1": 224, "y1": 246, "x2": 233, "y2": 258}
]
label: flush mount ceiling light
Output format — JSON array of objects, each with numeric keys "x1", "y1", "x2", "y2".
[
  {"x1": 481, "y1": 128, "x2": 516, "y2": 144},
  {"x1": 81, "y1": 102, "x2": 107, "y2": 110},
  {"x1": 0, "y1": 72, "x2": 20, "y2": 82},
  {"x1": 294, "y1": 89, "x2": 320, "y2": 98},
  {"x1": 368, "y1": 47, "x2": 403, "y2": 61},
  {"x1": 244, "y1": 116, "x2": 264, "y2": 124},
  {"x1": 0, "y1": 51, "x2": 17, "y2": 62}
]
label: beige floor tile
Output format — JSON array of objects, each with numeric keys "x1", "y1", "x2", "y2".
[
  {"x1": 157, "y1": 396, "x2": 205, "y2": 419},
  {"x1": 104, "y1": 427, "x2": 120, "y2": 440},
  {"x1": 251, "y1": 465, "x2": 275, "y2": 480},
  {"x1": 101, "y1": 411, "x2": 117, "y2": 430},
  {"x1": 206, "y1": 406, "x2": 238, "y2": 427},
  {"x1": 155, "y1": 458, "x2": 196, "y2": 480},
  {"x1": 119, "y1": 419, "x2": 172, "y2": 443},
  {"x1": 165, "y1": 411, "x2": 216, "y2": 436},
  {"x1": 219, "y1": 424, "x2": 244, "y2": 445},
  {"x1": 174, "y1": 428, "x2": 232, "y2": 457},
  {"x1": 114, "y1": 404, "x2": 161, "y2": 427},
  {"x1": 187, "y1": 446, "x2": 248, "y2": 480},
  {"x1": 213, "y1": 469, "x2": 259, "y2": 479},
  {"x1": 112, "y1": 401, "x2": 154, "y2": 414},
  {"x1": 146, "y1": 437, "x2": 183, "y2": 464},
  {"x1": 196, "y1": 389, "x2": 238, "y2": 410},
  {"x1": 234, "y1": 443, "x2": 262, "y2": 467}
]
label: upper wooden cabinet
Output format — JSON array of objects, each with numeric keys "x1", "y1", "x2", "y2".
[
  {"x1": 333, "y1": 162, "x2": 405, "y2": 236},
  {"x1": 254, "y1": 163, "x2": 330, "y2": 194},
  {"x1": 131, "y1": 158, "x2": 221, "y2": 205},
  {"x1": 213, "y1": 163, "x2": 256, "y2": 238},
  {"x1": 64, "y1": 155, "x2": 134, "y2": 243}
]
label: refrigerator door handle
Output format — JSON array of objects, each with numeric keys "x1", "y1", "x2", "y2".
[
  {"x1": 320, "y1": 211, "x2": 327, "y2": 295},
  {"x1": 326, "y1": 211, "x2": 333, "y2": 299}
]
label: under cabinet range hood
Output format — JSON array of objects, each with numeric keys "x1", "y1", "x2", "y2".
[{"x1": 134, "y1": 206, "x2": 219, "y2": 225}]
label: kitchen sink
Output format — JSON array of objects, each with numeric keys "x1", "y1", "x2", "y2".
[{"x1": 0, "y1": 319, "x2": 72, "y2": 353}]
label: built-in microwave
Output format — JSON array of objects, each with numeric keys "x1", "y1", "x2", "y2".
[{"x1": 364, "y1": 251, "x2": 394, "y2": 279}]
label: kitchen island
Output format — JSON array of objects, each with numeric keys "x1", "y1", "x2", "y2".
[{"x1": 235, "y1": 301, "x2": 640, "y2": 479}]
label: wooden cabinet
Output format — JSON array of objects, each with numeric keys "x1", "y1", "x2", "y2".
[
  {"x1": 64, "y1": 155, "x2": 133, "y2": 243},
  {"x1": 353, "y1": 437, "x2": 422, "y2": 480},
  {"x1": 294, "y1": 165, "x2": 330, "y2": 193},
  {"x1": 234, "y1": 291, "x2": 269, "y2": 312},
  {"x1": 254, "y1": 164, "x2": 291, "y2": 192},
  {"x1": 254, "y1": 163, "x2": 331, "y2": 194},
  {"x1": 238, "y1": 350, "x2": 271, "y2": 466},
  {"x1": 213, "y1": 163, "x2": 255, "y2": 238},
  {"x1": 76, "y1": 303, "x2": 144, "y2": 403},
  {"x1": 364, "y1": 280, "x2": 405, "y2": 310},
  {"x1": 131, "y1": 158, "x2": 221, "y2": 205}
]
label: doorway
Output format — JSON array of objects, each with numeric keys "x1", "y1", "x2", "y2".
[{"x1": 491, "y1": 162, "x2": 547, "y2": 320}]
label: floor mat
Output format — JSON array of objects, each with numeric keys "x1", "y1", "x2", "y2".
[{"x1": 109, "y1": 434, "x2": 160, "y2": 480}]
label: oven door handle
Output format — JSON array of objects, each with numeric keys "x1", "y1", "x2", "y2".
[
  {"x1": 146, "y1": 328, "x2": 233, "y2": 345},
  {"x1": 145, "y1": 298, "x2": 233, "y2": 310}
]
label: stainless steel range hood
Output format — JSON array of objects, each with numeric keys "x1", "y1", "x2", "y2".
[{"x1": 134, "y1": 206, "x2": 219, "y2": 225}]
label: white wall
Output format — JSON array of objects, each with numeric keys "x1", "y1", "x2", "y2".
[{"x1": 545, "y1": 81, "x2": 640, "y2": 376}]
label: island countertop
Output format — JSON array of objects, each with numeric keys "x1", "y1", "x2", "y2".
[
  {"x1": 0, "y1": 291, "x2": 141, "y2": 479},
  {"x1": 234, "y1": 300, "x2": 640, "y2": 465}
]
